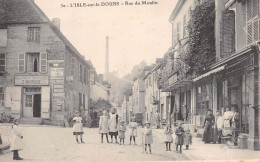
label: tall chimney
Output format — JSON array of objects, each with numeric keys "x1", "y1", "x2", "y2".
[
  {"x1": 105, "y1": 36, "x2": 109, "y2": 81},
  {"x1": 52, "y1": 18, "x2": 60, "y2": 30}
]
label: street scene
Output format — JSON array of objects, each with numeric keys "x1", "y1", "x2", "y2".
[{"x1": 0, "y1": 0, "x2": 260, "y2": 161}]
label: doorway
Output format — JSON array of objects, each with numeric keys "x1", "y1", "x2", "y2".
[
  {"x1": 33, "y1": 94, "x2": 41, "y2": 117},
  {"x1": 23, "y1": 87, "x2": 41, "y2": 118}
]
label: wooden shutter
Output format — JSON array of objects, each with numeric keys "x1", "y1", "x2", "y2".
[
  {"x1": 18, "y1": 53, "x2": 25, "y2": 73},
  {"x1": 41, "y1": 86, "x2": 50, "y2": 119},
  {"x1": 40, "y1": 52, "x2": 47, "y2": 73},
  {"x1": 71, "y1": 57, "x2": 75, "y2": 77},
  {"x1": 5, "y1": 87, "x2": 21, "y2": 114},
  {"x1": 221, "y1": 10, "x2": 235, "y2": 58}
]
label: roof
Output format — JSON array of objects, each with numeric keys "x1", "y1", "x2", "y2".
[
  {"x1": 0, "y1": 0, "x2": 91, "y2": 68},
  {"x1": 0, "y1": 0, "x2": 47, "y2": 25},
  {"x1": 169, "y1": 0, "x2": 187, "y2": 22}
]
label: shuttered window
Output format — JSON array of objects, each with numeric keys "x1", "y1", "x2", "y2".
[
  {"x1": 18, "y1": 53, "x2": 25, "y2": 73},
  {"x1": 0, "y1": 53, "x2": 6, "y2": 73},
  {"x1": 71, "y1": 57, "x2": 75, "y2": 77},
  {"x1": 221, "y1": 10, "x2": 235, "y2": 59},
  {"x1": 40, "y1": 52, "x2": 47, "y2": 73},
  {"x1": 84, "y1": 67, "x2": 86, "y2": 84},
  {"x1": 247, "y1": 0, "x2": 259, "y2": 45}
]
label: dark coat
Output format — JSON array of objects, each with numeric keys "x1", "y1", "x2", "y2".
[{"x1": 175, "y1": 127, "x2": 184, "y2": 145}]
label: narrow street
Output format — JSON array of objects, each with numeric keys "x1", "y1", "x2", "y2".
[{"x1": 0, "y1": 126, "x2": 188, "y2": 161}]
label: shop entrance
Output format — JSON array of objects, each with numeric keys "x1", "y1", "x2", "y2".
[{"x1": 23, "y1": 88, "x2": 41, "y2": 118}]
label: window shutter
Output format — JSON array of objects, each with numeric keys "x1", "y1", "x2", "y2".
[
  {"x1": 0, "y1": 53, "x2": 6, "y2": 73},
  {"x1": 221, "y1": 10, "x2": 235, "y2": 59},
  {"x1": 79, "y1": 63, "x2": 81, "y2": 81},
  {"x1": 41, "y1": 86, "x2": 50, "y2": 119},
  {"x1": 18, "y1": 53, "x2": 25, "y2": 73},
  {"x1": 40, "y1": 52, "x2": 47, "y2": 73},
  {"x1": 71, "y1": 57, "x2": 75, "y2": 77}
]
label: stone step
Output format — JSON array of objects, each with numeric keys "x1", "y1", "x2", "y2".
[{"x1": 20, "y1": 118, "x2": 43, "y2": 124}]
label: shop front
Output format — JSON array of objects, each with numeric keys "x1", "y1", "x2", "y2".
[{"x1": 5, "y1": 75, "x2": 51, "y2": 123}]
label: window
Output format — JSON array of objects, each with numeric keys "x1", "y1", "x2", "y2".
[
  {"x1": 0, "y1": 29, "x2": 7, "y2": 47},
  {"x1": 246, "y1": 0, "x2": 259, "y2": 45},
  {"x1": 84, "y1": 67, "x2": 86, "y2": 84},
  {"x1": 221, "y1": 10, "x2": 235, "y2": 58},
  {"x1": 27, "y1": 53, "x2": 39, "y2": 72},
  {"x1": 79, "y1": 63, "x2": 83, "y2": 82},
  {"x1": 83, "y1": 94, "x2": 85, "y2": 110},
  {"x1": 183, "y1": 15, "x2": 187, "y2": 37},
  {"x1": 79, "y1": 93, "x2": 82, "y2": 107},
  {"x1": 40, "y1": 52, "x2": 47, "y2": 73},
  {"x1": 18, "y1": 53, "x2": 25, "y2": 73},
  {"x1": 0, "y1": 53, "x2": 6, "y2": 73},
  {"x1": 0, "y1": 87, "x2": 4, "y2": 106},
  {"x1": 28, "y1": 27, "x2": 40, "y2": 42},
  {"x1": 71, "y1": 58, "x2": 75, "y2": 76},
  {"x1": 177, "y1": 23, "x2": 180, "y2": 41}
]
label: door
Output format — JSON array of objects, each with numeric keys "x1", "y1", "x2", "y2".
[
  {"x1": 41, "y1": 86, "x2": 50, "y2": 119},
  {"x1": 24, "y1": 95, "x2": 33, "y2": 117},
  {"x1": 33, "y1": 94, "x2": 41, "y2": 117}
]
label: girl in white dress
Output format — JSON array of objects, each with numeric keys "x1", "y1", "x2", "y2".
[
  {"x1": 72, "y1": 111, "x2": 84, "y2": 144},
  {"x1": 129, "y1": 117, "x2": 138, "y2": 145},
  {"x1": 10, "y1": 118, "x2": 23, "y2": 160}
]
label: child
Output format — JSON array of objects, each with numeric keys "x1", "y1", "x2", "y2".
[
  {"x1": 72, "y1": 111, "x2": 84, "y2": 144},
  {"x1": 10, "y1": 118, "x2": 23, "y2": 160},
  {"x1": 175, "y1": 122, "x2": 184, "y2": 154},
  {"x1": 164, "y1": 124, "x2": 173, "y2": 151},
  {"x1": 99, "y1": 110, "x2": 110, "y2": 143},
  {"x1": 183, "y1": 129, "x2": 192, "y2": 150},
  {"x1": 143, "y1": 121, "x2": 153, "y2": 154},
  {"x1": 129, "y1": 117, "x2": 138, "y2": 145},
  {"x1": 108, "y1": 109, "x2": 118, "y2": 144},
  {"x1": 118, "y1": 120, "x2": 127, "y2": 145}
]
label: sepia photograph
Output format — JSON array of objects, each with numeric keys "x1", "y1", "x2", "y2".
[{"x1": 0, "y1": 0, "x2": 260, "y2": 161}]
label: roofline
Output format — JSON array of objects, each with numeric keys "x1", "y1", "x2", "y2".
[
  {"x1": 28, "y1": 0, "x2": 91, "y2": 68},
  {"x1": 169, "y1": 0, "x2": 187, "y2": 22}
]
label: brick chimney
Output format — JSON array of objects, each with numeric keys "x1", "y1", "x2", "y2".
[{"x1": 52, "y1": 18, "x2": 60, "y2": 30}]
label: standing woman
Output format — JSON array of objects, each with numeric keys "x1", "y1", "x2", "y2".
[
  {"x1": 99, "y1": 110, "x2": 110, "y2": 143},
  {"x1": 202, "y1": 109, "x2": 215, "y2": 143},
  {"x1": 108, "y1": 108, "x2": 118, "y2": 143},
  {"x1": 10, "y1": 118, "x2": 23, "y2": 160}
]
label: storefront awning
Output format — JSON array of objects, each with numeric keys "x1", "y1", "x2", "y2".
[
  {"x1": 162, "y1": 79, "x2": 192, "y2": 92},
  {"x1": 193, "y1": 65, "x2": 225, "y2": 82}
]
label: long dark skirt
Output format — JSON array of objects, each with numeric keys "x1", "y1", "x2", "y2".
[{"x1": 203, "y1": 123, "x2": 213, "y2": 143}]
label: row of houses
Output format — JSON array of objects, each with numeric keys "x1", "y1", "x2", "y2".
[
  {"x1": 0, "y1": 0, "x2": 111, "y2": 126},
  {"x1": 119, "y1": 0, "x2": 260, "y2": 150}
]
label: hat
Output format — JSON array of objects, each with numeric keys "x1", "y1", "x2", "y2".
[
  {"x1": 207, "y1": 109, "x2": 212, "y2": 112},
  {"x1": 145, "y1": 121, "x2": 150, "y2": 125}
]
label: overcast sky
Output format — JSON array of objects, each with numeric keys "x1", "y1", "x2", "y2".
[{"x1": 35, "y1": 0, "x2": 177, "y2": 77}]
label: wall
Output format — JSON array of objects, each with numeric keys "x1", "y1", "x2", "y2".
[{"x1": 90, "y1": 82, "x2": 109, "y2": 101}]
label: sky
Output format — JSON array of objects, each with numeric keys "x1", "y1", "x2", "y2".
[{"x1": 35, "y1": 0, "x2": 177, "y2": 77}]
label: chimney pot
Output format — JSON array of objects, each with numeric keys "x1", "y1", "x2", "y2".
[{"x1": 52, "y1": 18, "x2": 60, "y2": 30}]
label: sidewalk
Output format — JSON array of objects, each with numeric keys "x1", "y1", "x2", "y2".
[{"x1": 153, "y1": 128, "x2": 260, "y2": 161}]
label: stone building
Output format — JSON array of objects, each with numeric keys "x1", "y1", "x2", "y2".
[{"x1": 0, "y1": 0, "x2": 92, "y2": 125}]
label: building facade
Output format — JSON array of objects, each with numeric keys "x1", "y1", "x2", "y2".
[{"x1": 0, "y1": 0, "x2": 91, "y2": 125}]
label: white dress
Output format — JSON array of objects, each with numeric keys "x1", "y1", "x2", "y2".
[
  {"x1": 72, "y1": 117, "x2": 83, "y2": 135},
  {"x1": 129, "y1": 122, "x2": 138, "y2": 137},
  {"x1": 10, "y1": 125, "x2": 23, "y2": 151}
]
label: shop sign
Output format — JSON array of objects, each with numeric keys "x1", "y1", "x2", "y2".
[
  {"x1": 227, "y1": 55, "x2": 254, "y2": 74},
  {"x1": 15, "y1": 76, "x2": 49, "y2": 86},
  {"x1": 53, "y1": 88, "x2": 64, "y2": 93},
  {"x1": 53, "y1": 93, "x2": 65, "y2": 97},
  {"x1": 53, "y1": 84, "x2": 63, "y2": 89},
  {"x1": 50, "y1": 79, "x2": 64, "y2": 84},
  {"x1": 51, "y1": 68, "x2": 64, "y2": 79}
]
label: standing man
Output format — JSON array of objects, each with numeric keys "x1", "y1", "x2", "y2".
[
  {"x1": 214, "y1": 110, "x2": 223, "y2": 143},
  {"x1": 154, "y1": 110, "x2": 160, "y2": 129}
]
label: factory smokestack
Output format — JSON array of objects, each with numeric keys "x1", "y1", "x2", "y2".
[{"x1": 105, "y1": 36, "x2": 109, "y2": 81}]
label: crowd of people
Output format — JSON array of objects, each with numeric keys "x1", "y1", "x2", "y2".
[
  {"x1": 202, "y1": 105, "x2": 240, "y2": 145},
  {"x1": 9, "y1": 105, "x2": 240, "y2": 160}
]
